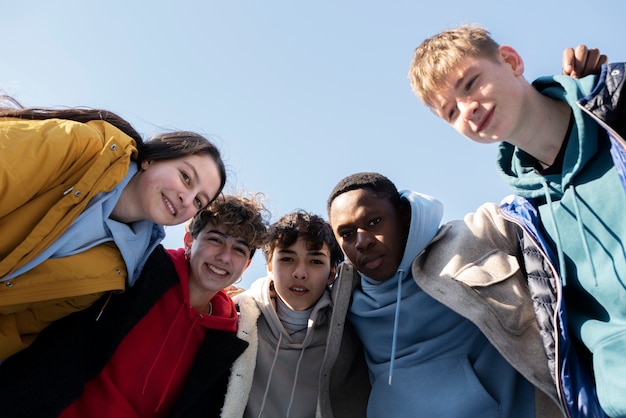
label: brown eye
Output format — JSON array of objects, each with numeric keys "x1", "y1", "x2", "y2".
[
  {"x1": 368, "y1": 218, "x2": 381, "y2": 227},
  {"x1": 340, "y1": 230, "x2": 354, "y2": 239},
  {"x1": 235, "y1": 246, "x2": 249, "y2": 257}
]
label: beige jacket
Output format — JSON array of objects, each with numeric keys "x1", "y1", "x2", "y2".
[{"x1": 412, "y1": 202, "x2": 564, "y2": 418}]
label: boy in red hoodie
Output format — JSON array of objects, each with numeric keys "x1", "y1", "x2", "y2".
[{"x1": 0, "y1": 194, "x2": 270, "y2": 418}]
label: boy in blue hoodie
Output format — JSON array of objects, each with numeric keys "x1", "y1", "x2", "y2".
[
  {"x1": 409, "y1": 25, "x2": 623, "y2": 418},
  {"x1": 327, "y1": 172, "x2": 554, "y2": 418}
]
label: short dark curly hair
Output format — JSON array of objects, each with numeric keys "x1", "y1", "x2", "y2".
[
  {"x1": 263, "y1": 210, "x2": 344, "y2": 267},
  {"x1": 187, "y1": 193, "x2": 270, "y2": 258},
  {"x1": 326, "y1": 172, "x2": 402, "y2": 217}
]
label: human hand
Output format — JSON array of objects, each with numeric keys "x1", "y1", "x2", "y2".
[
  {"x1": 224, "y1": 285, "x2": 245, "y2": 298},
  {"x1": 562, "y1": 45, "x2": 607, "y2": 78}
]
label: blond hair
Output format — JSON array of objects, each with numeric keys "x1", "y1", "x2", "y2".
[{"x1": 408, "y1": 24, "x2": 500, "y2": 108}]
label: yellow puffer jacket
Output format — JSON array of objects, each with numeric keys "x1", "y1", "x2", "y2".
[{"x1": 0, "y1": 117, "x2": 138, "y2": 359}]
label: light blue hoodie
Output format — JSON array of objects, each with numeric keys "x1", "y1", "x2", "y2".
[
  {"x1": 348, "y1": 190, "x2": 534, "y2": 417},
  {"x1": 2, "y1": 164, "x2": 165, "y2": 286}
]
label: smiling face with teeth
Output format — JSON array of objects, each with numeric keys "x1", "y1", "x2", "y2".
[
  {"x1": 112, "y1": 154, "x2": 223, "y2": 226},
  {"x1": 184, "y1": 223, "x2": 253, "y2": 312},
  {"x1": 182, "y1": 194, "x2": 270, "y2": 312},
  {"x1": 268, "y1": 237, "x2": 336, "y2": 312}
]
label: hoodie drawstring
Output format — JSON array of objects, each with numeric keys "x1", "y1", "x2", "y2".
[
  {"x1": 142, "y1": 303, "x2": 200, "y2": 412},
  {"x1": 256, "y1": 328, "x2": 309, "y2": 417},
  {"x1": 257, "y1": 332, "x2": 283, "y2": 418},
  {"x1": 95, "y1": 292, "x2": 113, "y2": 321},
  {"x1": 286, "y1": 346, "x2": 308, "y2": 416},
  {"x1": 388, "y1": 269, "x2": 404, "y2": 386},
  {"x1": 542, "y1": 181, "x2": 598, "y2": 287}
]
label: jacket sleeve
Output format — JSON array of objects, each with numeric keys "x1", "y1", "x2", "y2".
[
  {"x1": 0, "y1": 118, "x2": 106, "y2": 218},
  {"x1": 0, "y1": 293, "x2": 112, "y2": 418},
  {"x1": 0, "y1": 292, "x2": 104, "y2": 360},
  {"x1": 0, "y1": 246, "x2": 175, "y2": 417},
  {"x1": 320, "y1": 263, "x2": 370, "y2": 418},
  {"x1": 412, "y1": 203, "x2": 561, "y2": 408}
]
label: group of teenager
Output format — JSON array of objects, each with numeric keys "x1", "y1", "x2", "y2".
[{"x1": 0, "y1": 23, "x2": 623, "y2": 418}]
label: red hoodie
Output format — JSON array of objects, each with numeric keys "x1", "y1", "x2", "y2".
[{"x1": 60, "y1": 248, "x2": 237, "y2": 418}]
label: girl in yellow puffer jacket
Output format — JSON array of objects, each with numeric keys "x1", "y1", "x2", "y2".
[{"x1": 0, "y1": 95, "x2": 226, "y2": 359}]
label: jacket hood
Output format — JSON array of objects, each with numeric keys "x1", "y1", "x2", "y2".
[
  {"x1": 167, "y1": 248, "x2": 238, "y2": 332},
  {"x1": 496, "y1": 73, "x2": 599, "y2": 200},
  {"x1": 246, "y1": 275, "x2": 331, "y2": 348}
]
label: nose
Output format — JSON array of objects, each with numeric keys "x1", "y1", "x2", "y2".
[
  {"x1": 215, "y1": 244, "x2": 232, "y2": 264},
  {"x1": 178, "y1": 190, "x2": 195, "y2": 207},
  {"x1": 293, "y1": 262, "x2": 307, "y2": 280},
  {"x1": 458, "y1": 99, "x2": 478, "y2": 122},
  {"x1": 355, "y1": 229, "x2": 375, "y2": 251}
]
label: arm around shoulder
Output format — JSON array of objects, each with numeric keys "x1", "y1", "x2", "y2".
[{"x1": 413, "y1": 202, "x2": 521, "y2": 286}]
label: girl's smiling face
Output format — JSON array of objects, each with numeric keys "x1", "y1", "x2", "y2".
[{"x1": 118, "y1": 154, "x2": 222, "y2": 226}]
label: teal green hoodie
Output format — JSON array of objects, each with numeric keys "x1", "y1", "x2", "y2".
[{"x1": 497, "y1": 73, "x2": 626, "y2": 418}]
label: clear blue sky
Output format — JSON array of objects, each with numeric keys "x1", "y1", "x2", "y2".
[{"x1": 2, "y1": 1, "x2": 622, "y2": 288}]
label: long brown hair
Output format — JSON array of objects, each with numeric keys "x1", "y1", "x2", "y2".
[
  {"x1": 1, "y1": 95, "x2": 227, "y2": 202},
  {"x1": 0, "y1": 95, "x2": 143, "y2": 144}
]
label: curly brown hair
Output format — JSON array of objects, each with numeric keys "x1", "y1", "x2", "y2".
[
  {"x1": 263, "y1": 210, "x2": 343, "y2": 267},
  {"x1": 187, "y1": 193, "x2": 271, "y2": 258}
]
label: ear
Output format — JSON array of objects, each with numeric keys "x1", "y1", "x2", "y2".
[
  {"x1": 399, "y1": 200, "x2": 412, "y2": 229},
  {"x1": 498, "y1": 45, "x2": 525, "y2": 76},
  {"x1": 183, "y1": 231, "x2": 193, "y2": 250},
  {"x1": 327, "y1": 266, "x2": 337, "y2": 286},
  {"x1": 244, "y1": 259, "x2": 252, "y2": 270},
  {"x1": 140, "y1": 159, "x2": 153, "y2": 171}
]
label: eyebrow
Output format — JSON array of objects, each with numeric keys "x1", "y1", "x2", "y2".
[
  {"x1": 435, "y1": 70, "x2": 467, "y2": 112},
  {"x1": 206, "y1": 230, "x2": 250, "y2": 248},
  {"x1": 184, "y1": 160, "x2": 211, "y2": 203},
  {"x1": 453, "y1": 70, "x2": 466, "y2": 92},
  {"x1": 277, "y1": 248, "x2": 329, "y2": 257}
]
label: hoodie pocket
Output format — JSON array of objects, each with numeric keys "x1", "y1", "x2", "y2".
[
  {"x1": 367, "y1": 354, "x2": 501, "y2": 418},
  {"x1": 592, "y1": 330, "x2": 626, "y2": 417}
]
